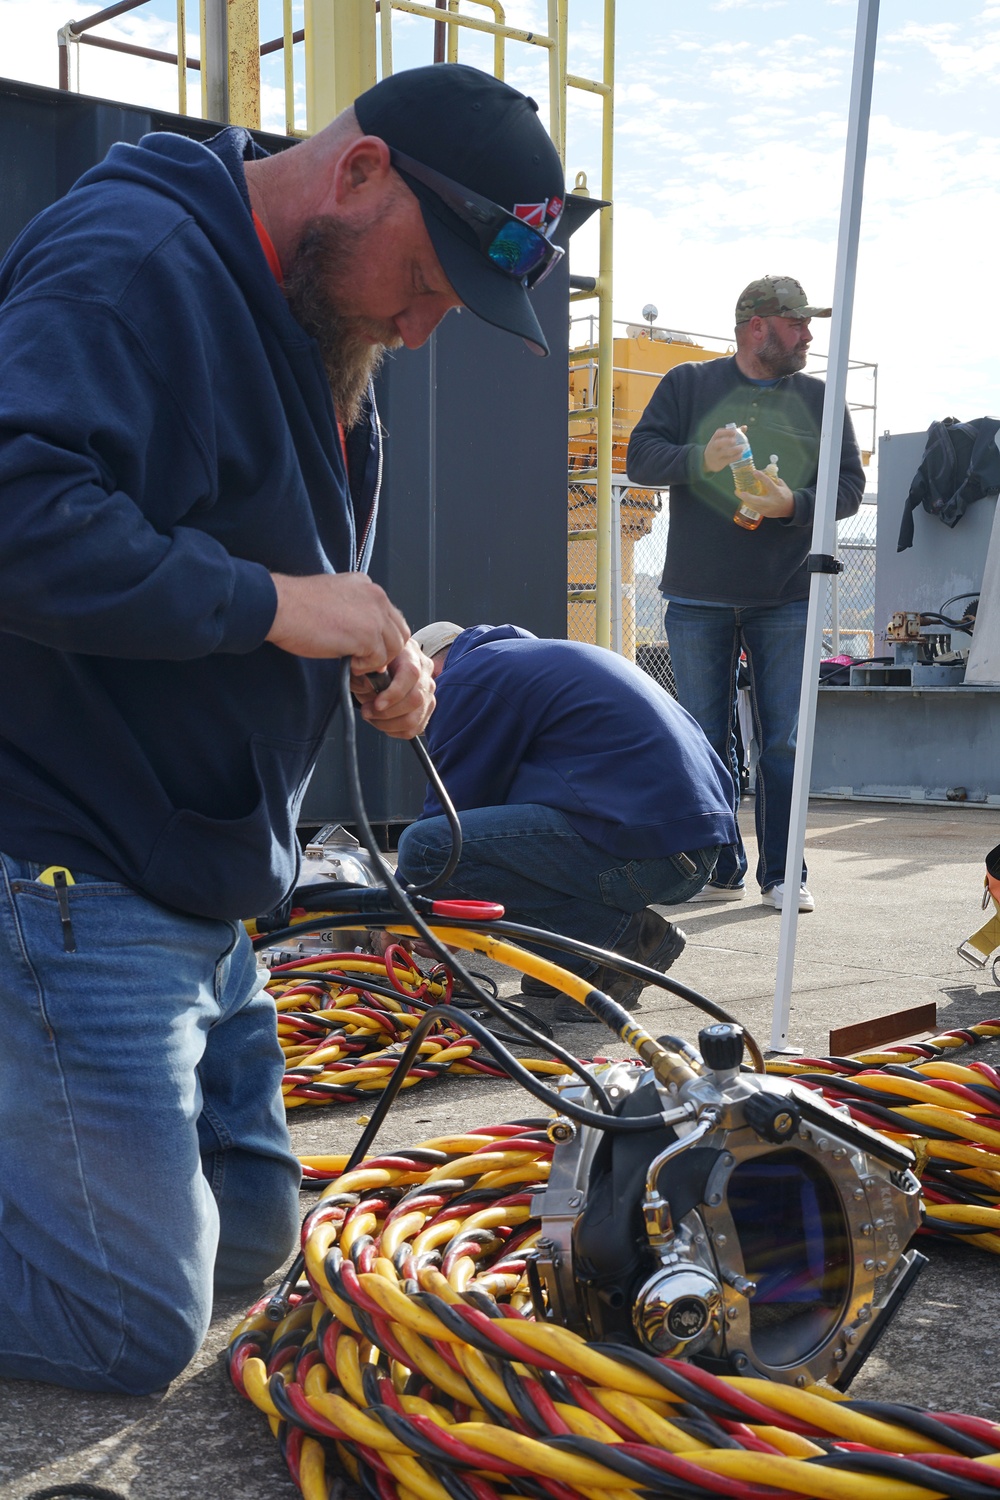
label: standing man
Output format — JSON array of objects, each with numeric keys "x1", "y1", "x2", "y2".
[
  {"x1": 0, "y1": 64, "x2": 564, "y2": 1392},
  {"x1": 626, "y1": 275, "x2": 864, "y2": 911},
  {"x1": 396, "y1": 623, "x2": 736, "y2": 1018}
]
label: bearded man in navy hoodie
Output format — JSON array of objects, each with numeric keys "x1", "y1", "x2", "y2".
[
  {"x1": 0, "y1": 66, "x2": 566, "y2": 1392},
  {"x1": 397, "y1": 624, "x2": 736, "y2": 1019}
]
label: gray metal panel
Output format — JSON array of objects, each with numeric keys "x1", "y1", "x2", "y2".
[
  {"x1": 812, "y1": 685, "x2": 1000, "y2": 804},
  {"x1": 874, "y1": 428, "x2": 996, "y2": 642},
  {"x1": 0, "y1": 76, "x2": 292, "y2": 258}
]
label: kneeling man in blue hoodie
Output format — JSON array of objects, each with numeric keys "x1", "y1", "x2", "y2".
[{"x1": 396, "y1": 623, "x2": 737, "y2": 1016}]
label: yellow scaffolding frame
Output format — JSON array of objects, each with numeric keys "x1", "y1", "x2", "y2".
[
  {"x1": 366, "y1": 0, "x2": 617, "y2": 648},
  {"x1": 57, "y1": 0, "x2": 305, "y2": 135}
]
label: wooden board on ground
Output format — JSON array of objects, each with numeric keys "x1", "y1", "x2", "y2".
[{"x1": 829, "y1": 1002, "x2": 938, "y2": 1058}]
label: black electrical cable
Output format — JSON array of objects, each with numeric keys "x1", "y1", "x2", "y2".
[
  {"x1": 545, "y1": 1434, "x2": 714, "y2": 1498},
  {"x1": 261, "y1": 968, "x2": 553, "y2": 1045},
  {"x1": 254, "y1": 906, "x2": 764, "y2": 1068},
  {"x1": 264, "y1": 664, "x2": 700, "y2": 1323},
  {"x1": 812, "y1": 1450, "x2": 1000, "y2": 1500},
  {"x1": 942, "y1": 592, "x2": 980, "y2": 612},
  {"x1": 921, "y1": 1217, "x2": 997, "y2": 1237},
  {"x1": 400, "y1": 733, "x2": 465, "y2": 893},
  {"x1": 364, "y1": 669, "x2": 463, "y2": 896},
  {"x1": 346, "y1": 1003, "x2": 679, "y2": 1162},
  {"x1": 846, "y1": 1402, "x2": 997, "y2": 1459},
  {"x1": 919, "y1": 612, "x2": 976, "y2": 636},
  {"x1": 921, "y1": 1165, "x2": 1000, "y2": 1208},
  {"x1": 793, "y1": 1082, "x2": 961, "y2": 1142},
  {"x1": 340, "y1": 661, "x2": 623, "y2": 1111},
  {"x1": 25, "y1": 1489, "x2": 131, "y2": 1500},
  {"x1": 786, "y1": 1073, "x2": 916, "y2": 1110},
  {"x1": 818, "y1": 656, "x2": 892, "y2": 682}
]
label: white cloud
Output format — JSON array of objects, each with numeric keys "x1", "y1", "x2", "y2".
[
  {"x1": 711, "y1": 0, "x2": 788, "y2": 10},
  {"x1": 3, "y1": 0, "x2": 1000, "y2": 469},
  {"x1": 883, "y1": 12, "x2": 1000, "y2": 89}
]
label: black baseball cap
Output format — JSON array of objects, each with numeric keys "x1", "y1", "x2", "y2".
[{"x1": 354, "y1": 64, "x2": 565, "y2": 356}]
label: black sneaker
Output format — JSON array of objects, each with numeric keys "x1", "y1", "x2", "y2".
[
  {"x1": 520, "y1": 991, "x2": 599, "y2": 1024},
  {"x1": 520, "y1": 973, "x2": 561, "y2": 1000},
  {"x1": 591, "y1": 909, "x2": 686, "y2": 1008},
  {"x1": 519, "y1": 973, "x2": 597, "y2": 1022}
]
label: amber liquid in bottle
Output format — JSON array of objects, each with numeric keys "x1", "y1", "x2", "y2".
[{"x1": 733, "y1": 450, "x2": 778, "y2": 531}]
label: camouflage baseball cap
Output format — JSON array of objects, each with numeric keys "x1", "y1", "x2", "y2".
[{"x1": 734, "y1": 275, "x2": 832, "y2": 325}]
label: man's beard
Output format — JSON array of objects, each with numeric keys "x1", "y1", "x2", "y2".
[
  {"x1": 283, "y1": 216, "x2": 403, "y2": 429},
  {"x1": 757, "y1": 327, "x2": 808, "y2": 379}
]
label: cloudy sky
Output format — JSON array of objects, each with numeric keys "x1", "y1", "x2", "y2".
[{"x1": 2, "y1": 0, "x2": 997, "y2": 488}]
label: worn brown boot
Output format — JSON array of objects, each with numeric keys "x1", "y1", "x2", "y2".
[{"x1": 591, "y1": 908, "x2": 686, "y2": 1008}]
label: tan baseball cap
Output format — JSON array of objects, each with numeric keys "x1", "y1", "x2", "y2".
[
  {"x1": 412, "y1": 622, "x2": 464, "y2": 658},
  {"x1": 735, "y1": 274, "x2": 832, "y2": 325}
]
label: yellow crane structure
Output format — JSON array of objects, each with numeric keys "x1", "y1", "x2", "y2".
[{"x1": 567, "y1": 322, "x2": 723, "y2": 659}]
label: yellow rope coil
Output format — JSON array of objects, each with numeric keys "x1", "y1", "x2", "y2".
[
  {"x1": 266, "y1": 942, "x2": 577, "y2": 1111},
  {"x1": 766, "y1": 1017, "x2": 1000, "y2": 1250},
  {"x1": 230, "y1": 1124, "x2": 1000, "y2": 1500}
]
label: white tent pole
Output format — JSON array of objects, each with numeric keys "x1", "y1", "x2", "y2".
[{"x1": 770, "y1": 0, "x2": 880, "y2": 1052}]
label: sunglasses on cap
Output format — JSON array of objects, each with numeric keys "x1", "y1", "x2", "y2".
[{"x1": 389, "y1": 148, "x2": 564, "y2": 289}]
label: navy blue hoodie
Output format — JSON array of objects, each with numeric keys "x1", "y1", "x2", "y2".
[
  {"x1": 0, "y1": 129, "x2": 381, "y2": 920},
  {"x1": 422, "y1": 627, "x2": 736, "y2": 859}
]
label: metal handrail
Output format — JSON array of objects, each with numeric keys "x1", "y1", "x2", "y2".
[
  {"x1": 376, "y1": 0, "x2": 617, "y2": 647},
  {"x1": 379, "y1": 0, "x2": 558, "y2": 141},
  {"x1": 570, "y1": 315, "x2": 879, "y2": 463},
  {"x1": 447, "y1": 0, "x2": 505, "y2": 76},
  {"x1": 57, "y1": 0, "x2": 305, "y2": 131}
]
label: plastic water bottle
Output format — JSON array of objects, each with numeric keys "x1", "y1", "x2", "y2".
[{"x1": 728, "y1": 424, "x2": 765, "y2": 531}]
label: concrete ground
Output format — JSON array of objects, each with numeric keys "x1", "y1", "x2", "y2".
[{"x1": 3, "y1": 797, "x2": 1000, "y2": 1500}]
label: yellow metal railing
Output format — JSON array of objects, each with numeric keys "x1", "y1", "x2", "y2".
[
  {"x1": 372, "y1": 0, "x2": 617, "y2": 647},
  {"x1": 57, "y1": 0, "x2": 305, "y2": 136}
]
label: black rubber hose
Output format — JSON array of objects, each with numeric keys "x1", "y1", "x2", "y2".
[
  {"x1": 404, "y1": 733, "x2": 464, "y2": 893},
  {"x1": 340, "y1": 663, "x2": 615, "y2": 1111},
  {"x1": 364, "y1": 670, "x2": 462, "y2": 894},
  {"x1": 259, "y1": 905, "x2": 764, "y2": 1074},
  {"x1": 343, "y1": 660, "x2": 704, "y2": 1130},
  {"x1": 254, "y1": 906, "x2": 758, "y2": 1058},
  {"x1": 344, "y1": 1002, "x2": 681, "y2": 1176}
]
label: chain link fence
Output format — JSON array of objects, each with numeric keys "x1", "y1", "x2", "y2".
[
  {"x1": 825, "y1": 506, "x2": 878, "y2": 661},
  {"x1": 570, "y1": 493, "x2": 878, "y2": 695}
]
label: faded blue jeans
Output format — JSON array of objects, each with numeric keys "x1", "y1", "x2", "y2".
[
  {"x1": 665, "y1": 599, "x2": 808, "y2": 893},
  {"x1": 0, "y1": 853, "x2": 300, "y2": 1394},
  {"x1": 396, "y1": 803, "x2": 719, "y2": 972}
]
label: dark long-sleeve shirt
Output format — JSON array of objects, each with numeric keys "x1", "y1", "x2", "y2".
[
  {"x1": 0, "y1": 128, "x2": 382, "y2": 921},
  {"x1": 626, "y1": 355, "x2": 864, "y2": 605},
  {"x1": 422, "y1": 625, "x2": 737, "y2": 860}
]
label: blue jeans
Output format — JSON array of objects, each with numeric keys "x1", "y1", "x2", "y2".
[
  {"x1": 0, "y1": 854, "x2": 300, "y2": 1394},
  {"x1": 665, "y1": 599, "x2": 808, "y2": 892},
  {"x1": 396, "y1": 804, "x2": 719, "y2": 972}
]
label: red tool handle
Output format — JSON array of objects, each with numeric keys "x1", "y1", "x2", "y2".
[{"x1": 429, "y1": 899, "x2": 505, "y2": 920}]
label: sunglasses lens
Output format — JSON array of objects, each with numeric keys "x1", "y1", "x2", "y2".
[
  {"x1": 522, "y1": 244, "x2": 563, "y2": 288},
  {"x1": 487, "y1": 219, "x2": 556, "y2": 281}
]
